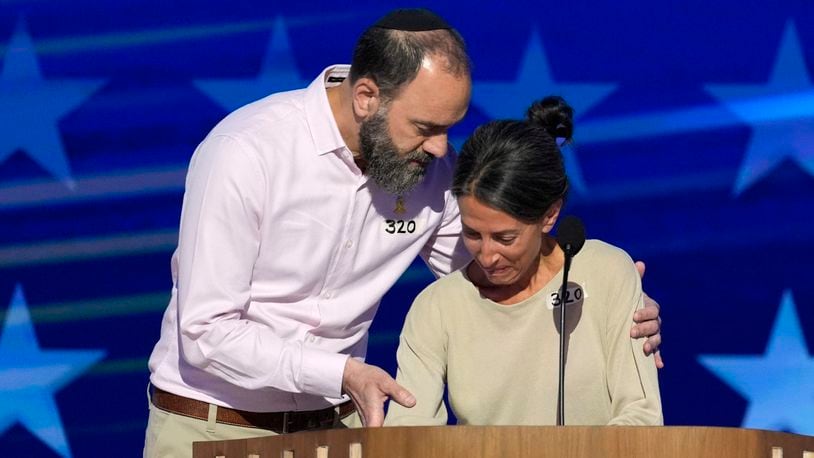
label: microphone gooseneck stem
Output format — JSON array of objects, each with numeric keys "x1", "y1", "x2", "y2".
[{"x1": 557, "y1": 252, "x2": 573, "y2": 426}]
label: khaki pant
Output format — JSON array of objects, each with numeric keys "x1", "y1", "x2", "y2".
[{"x1": 143, "y1": 390, "x2": 362, "y2": 458}]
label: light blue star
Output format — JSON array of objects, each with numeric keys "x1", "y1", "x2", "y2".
[
  {"x1": 0, "y1": 284, "x2": 106, "y2": 458},
  {"x1": 195, "y1": 16, "x2": 309, "y2": 111},
  {"x1": 698, "y1": 290, "x2": 814, "y2": 435},
  {"x1": 472, "y1": 29, "x2": 618, "y2": 195},
  {"x1": 0, "y1": 18, "x2": 105, "y2": 188},
  {"x1": 705, "y1": 21, "x2": 814, "y2": 195}
]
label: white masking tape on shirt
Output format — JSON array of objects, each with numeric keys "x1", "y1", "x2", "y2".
[{"x1": 547, "y1": 282, "x2": 587, "y2": 310}]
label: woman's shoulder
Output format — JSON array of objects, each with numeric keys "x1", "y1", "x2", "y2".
[
  {"x1": 580, "y1": 239, "x2": 635, "y2": 265},
  {"x1": 410, "y1": 268, "x2": 473, "y2": 314},
  {"x1": 400, "y1": 270, "x2": 472, "y2": 334},
  {"x1": 416, "y1": 268, "x2": 471, "y2": 301},
  {"x1": 577, "y1": 239, "x2": 639, "y2": 282}
]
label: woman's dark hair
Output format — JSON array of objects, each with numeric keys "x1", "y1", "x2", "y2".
[
  {"x1": 452, "y1": 96, "x2": 573, "y2": 223},
  {"x1": 349, "y1": 26, "x2": 470, "y2": 101}
]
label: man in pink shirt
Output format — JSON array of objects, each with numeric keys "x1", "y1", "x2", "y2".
[{"x1": 144, "y1": 8, "x2": 663, "y2": 456}]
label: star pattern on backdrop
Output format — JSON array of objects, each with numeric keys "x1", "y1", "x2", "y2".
[
  {"x1": 0, "y1": 18, "x2": 105, "y2": 189},
  {"x1": 705, "y1": 21, "x2": 814, "y2": 196},
  {"x1": 0, "y1": 285, "x2": 106, "y2": 458},
  {"x1": 698, "y1": 290, "x2": 814, "y2": 435},
  {"x1": 471, "y1": 29, "x2": 618, "y2": 195},
  {"x1": 194, "y1": 16, "x2": 309, "y2": 111}
]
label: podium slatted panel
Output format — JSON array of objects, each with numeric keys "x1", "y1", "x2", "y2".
[{"x1": 192, "y1": 426, "x2": 814, "y2": 458}]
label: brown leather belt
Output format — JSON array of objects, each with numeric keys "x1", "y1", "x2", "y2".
[{"x1": 149, "y1": 384, "x2": 355, "y2": 433}]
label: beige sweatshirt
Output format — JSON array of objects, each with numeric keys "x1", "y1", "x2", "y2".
[{"x1": 385, "y1": 240, "x2": 663, "y2": 426}]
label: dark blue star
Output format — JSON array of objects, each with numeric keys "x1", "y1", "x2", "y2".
[{"x1": 0, "y1": 18, "x2": 105, "y2": 188}]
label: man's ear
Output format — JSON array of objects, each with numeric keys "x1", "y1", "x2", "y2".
[
  {"x1": 352, "y1": 77, "x2": 381, "y2": 118},
  {"x1": 541, "y1": 199, "x2": 563, "y2": 233}
]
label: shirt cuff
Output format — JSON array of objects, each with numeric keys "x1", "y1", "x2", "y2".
[{"x1": 299, "y1": 348, "x2": 350, "y2": 399}]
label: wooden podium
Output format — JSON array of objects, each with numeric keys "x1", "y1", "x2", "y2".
[{"x1": 192, "y1": 426, "x2": 814, "y2": 458}]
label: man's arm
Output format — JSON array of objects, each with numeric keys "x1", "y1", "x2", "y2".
[
  {"x1": 175, "y1": 135, "x2": 347, "y2": 398},
  {"x1": 419, "y1": 175, "x2": 471, "y2": 278},
  {"x1": 631, "y1": 261, "x2": 664, "y2": 368}
]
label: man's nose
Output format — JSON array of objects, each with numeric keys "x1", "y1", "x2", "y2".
[{"x1": 422, "y1": 133, "x2": 449, "y2": 158}]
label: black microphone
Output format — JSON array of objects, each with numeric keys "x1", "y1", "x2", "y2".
[{"x1": 555, "y1": 216, "x2": 586, "y2": 426}]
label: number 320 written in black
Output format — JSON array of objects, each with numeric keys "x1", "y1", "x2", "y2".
[{"x1": 385, "y1": 220, "x2": 416, "y2": 234}]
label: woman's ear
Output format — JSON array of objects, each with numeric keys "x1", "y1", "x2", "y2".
[
  {"x1": 541, "y1": 199, "x2": 564, "y2": 233},
  {"x1": 352, "y1": 77, "x2": 381, "y2": 119}
]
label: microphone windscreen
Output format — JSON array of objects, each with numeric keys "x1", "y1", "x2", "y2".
[{"x1": 557, "y1": 216, "x2": 586, "y2": 257}]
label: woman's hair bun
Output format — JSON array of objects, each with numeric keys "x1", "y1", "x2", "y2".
[{"x1": 525, "y1": 95, "x2": 574, "y2": 143}]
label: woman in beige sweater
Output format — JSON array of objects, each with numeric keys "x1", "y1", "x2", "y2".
[{"x1": 385, "y1": 97, "x2": 663, "y2": 426}]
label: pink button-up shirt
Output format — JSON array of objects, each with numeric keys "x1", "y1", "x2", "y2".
[{"x1": 148, "y1": 66, "x2": 469, "y2": 412}]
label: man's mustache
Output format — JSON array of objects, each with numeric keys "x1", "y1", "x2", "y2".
[{"x1": 404, "y1": 150, "x2": 433, "y2": 166}]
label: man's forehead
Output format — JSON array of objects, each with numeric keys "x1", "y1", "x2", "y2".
[{"x1": 391, "y1": 63, "x2": 470, "y2": 124}]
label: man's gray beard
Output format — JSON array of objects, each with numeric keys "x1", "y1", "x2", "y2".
[{"x1": 359, "y1": 110, "x2": 433, "y2": 196}]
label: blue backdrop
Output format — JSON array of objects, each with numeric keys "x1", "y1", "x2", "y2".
[{"x1": 1, "y1": 1, "x2": 812, "y2": 456}]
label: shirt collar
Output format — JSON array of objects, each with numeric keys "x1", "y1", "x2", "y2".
[{"x1": 304, "y1": 65, "x2": 351, "y2": 157}]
